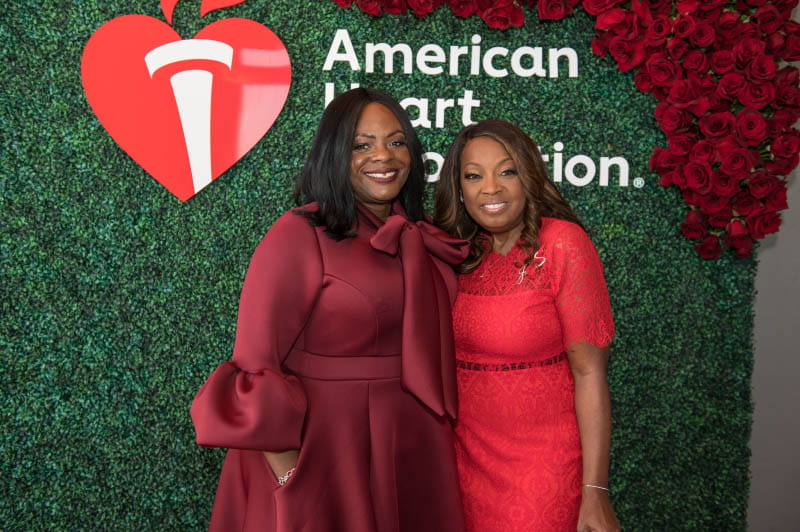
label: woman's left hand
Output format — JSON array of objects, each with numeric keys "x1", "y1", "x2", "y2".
[{"x1": 576, "y1": 486, "x2": 620, "y2": 532}]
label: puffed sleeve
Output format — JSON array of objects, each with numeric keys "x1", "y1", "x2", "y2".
[
  {"x1": 191, "y1": 211, "x2": 322, "y2": 451},
  {"x1": 552, "y1": 221, "x2": 615, "y2": 350}
]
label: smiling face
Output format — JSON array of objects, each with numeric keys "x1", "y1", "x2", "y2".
[
  {"x1": 459, "y1": 136, "x2": 526, "y2": 249},
  {"x1": 349, "y1": 102, "x2": 411, "y2": 220}
]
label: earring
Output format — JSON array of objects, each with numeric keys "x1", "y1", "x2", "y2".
[{"x1": 459, "y1": 193, "x2": 463, "y2": 203}]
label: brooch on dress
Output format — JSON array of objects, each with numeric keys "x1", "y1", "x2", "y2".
[{"x1": 516, "y1": 250, "x2": 546, "y2": 284}]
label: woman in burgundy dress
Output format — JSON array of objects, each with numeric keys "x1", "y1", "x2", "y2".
[
  {"x1": 191, "y1": 88, "x2": 468, "y2": 532},
  {"x1": 435, "y1": 120, "x2": 620, "y2": 532}
]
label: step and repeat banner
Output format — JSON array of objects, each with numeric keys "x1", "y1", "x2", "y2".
[{"x1": 2, "y1": 0, "x2": 768, "y2": 529}]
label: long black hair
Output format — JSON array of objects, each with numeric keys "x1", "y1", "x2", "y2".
[{"x1": 294, "y1": 87, "x2": 427, "y2": 239}]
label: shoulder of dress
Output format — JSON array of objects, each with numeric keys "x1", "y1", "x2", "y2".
[
  {"x1": 257, "y1": 206, "x2": 322, "y2": 252},
  {"x1": 539, "y1": 217, "x2": 587, "y2": 244}
]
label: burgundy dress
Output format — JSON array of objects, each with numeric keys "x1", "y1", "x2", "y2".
[
  {"x1": 191, "y1": 202, "x2": 468, "y2": 532},
  {"x1": 452, "y1": 218, "x2": 614, "y2": 531}
]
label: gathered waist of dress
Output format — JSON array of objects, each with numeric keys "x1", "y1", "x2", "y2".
[
  {"x1": 455, "y1": 351, "x2": 566, "y2": 372},
  {"x1": 283, "y1": 348, "x2": 402, "y2": 381}
]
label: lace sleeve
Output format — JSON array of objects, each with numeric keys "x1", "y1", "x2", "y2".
[{"x1": 552, "y1": 221, "x2": 615, "y2": 350}]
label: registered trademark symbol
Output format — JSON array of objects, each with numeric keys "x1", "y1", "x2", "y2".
[{"x1": 633, "y1": 177, "x2": 645, "y2": 188}]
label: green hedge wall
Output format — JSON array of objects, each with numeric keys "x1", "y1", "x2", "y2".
[{"x1": 1, "y1": 1, "x2": 754, "y2": 530}]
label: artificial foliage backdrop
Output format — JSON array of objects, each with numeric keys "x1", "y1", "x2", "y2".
[{"x1": 1, "y1": 0, "x2": 756, "y2": 530}]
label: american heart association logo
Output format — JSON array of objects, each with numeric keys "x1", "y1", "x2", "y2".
[{"x1": 81, "y1": 0, "x2": 291, "y2": 201}]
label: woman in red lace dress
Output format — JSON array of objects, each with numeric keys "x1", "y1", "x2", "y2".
[{"x1": 435, "y1": 120, "x2": 620, "y2": 532}]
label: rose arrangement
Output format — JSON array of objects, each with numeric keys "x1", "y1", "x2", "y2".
[{"x1": 332, "y1": 0, "x2": 799, "y2": 259}]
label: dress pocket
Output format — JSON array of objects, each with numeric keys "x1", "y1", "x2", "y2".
[{"x1": 264, "y1": 447, "x2": 304, "y2": 491}]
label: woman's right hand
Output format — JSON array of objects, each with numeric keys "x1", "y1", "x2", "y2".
[{"x1": 264, "y1": 449, "x2": 299, "y2": 481}]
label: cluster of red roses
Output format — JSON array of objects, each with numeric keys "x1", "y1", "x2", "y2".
[
  {"x1": 333, "y1": 0, "x2": 800, "y2": 260},
  {"x1": 332, "y1": 1, "x2": 531, "y2": 27},
  {"x1": 588, "y1": 0, "x2": 800, "y2": 259}
]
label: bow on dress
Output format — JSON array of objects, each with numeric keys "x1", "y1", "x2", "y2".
[{"x1": 369, "y1": 210, "x2": 469, "y2": 418}]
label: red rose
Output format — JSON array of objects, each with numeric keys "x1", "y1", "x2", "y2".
[
  {"x1": 765, "y1": 155, "x2": 799, "y2": 176},
  {"x1": 709, "y1": 206, "x2": 734, "y2": 228},
  {"x1": 634, "y1": 71, "x2": 653, "y2": 93},
  {"x1": 697, "y1": 193, "x2": 730, "y2": 214},
  {"x1": 652, "y1": 86, "x2": 671, "y2": 102},
  {"x1": 383, "y1": 0, "x2": 408, "y2": 14},
  {"x1": 775, "y1": 65, "x2": 800, "y2": 88},
  {"x1": 747, "y1": 171, "x2": 779, "y2": 199},
  {"x1": 683, "y1": 50, "x2": 709, "y2": 73},
  {"x1": 645, "y1": 15, "x2": 672, "y2": 46},
  {"x1": 591, "y1": 32, "x2": 613, "y2": 57},
  {"x1": 595, "y1": 9, "x2": 628, "y2": 32},
  {"x1": 743, "y1": 0, "x2": 770, "y2": 7},
  {"x1": 707, "y1": 93, "x2": 731, "y2": 113},
  {"x1": 780, "y1": 33, "x2": 800, "y2": 62},
  {"x1": 690, "y1": 23, "x2": 716, "y2": 47},
  {"x1": 771, "y1": 131, "x2": 800, "y2": 159},
  {"x1": 715, "y1": 11, "x2": 742, "y2": 43},
  {"x1": 684, "y1": 161, "x2": 714, "y2": 194},
  {"x1": 650, "y1": 146, "x2": 687, "y2": 172},
  {"x1": 712, "y1": 171, "x2": 742, "y2": 197},
  {"x1": 775, "y1": 83, "x2": 800, "y2": 108},
  {"x1": 738, "y1": 81, "x2": 776, "y2": 110},
  {"x1": 673, "y1": 14, "x2": 696, "y2": 38},
  {"x1": 716, "y1": 137, "x2": 758, "y2": 178},
  {"x1": 642, "y1": 0, "x2": 672, "y2": 15},
  {"x1": 765, "y1": 186, "x2": 789, "y2": 211},
  {"x1": 673, "y1": 170, "x2": 688, "y2": 188},
  {"x1": 734, "y1": 38, "x2": 766, "y2": 67},
  {"x1": 645, "y1": 53, "x2": 679, "y2": 87},
  {"x1": 690, "y1": 139, "x2": 716, "y2": 163},
  {"x1": 537, "y1": 0, "x2": 571, "y2": 21},
  {"x1": 609, "y1": 36, "x2": 647, "y2": 72},
  {"x1": 754, "y1": 5, "x2": 783, "y2": 34},
  {"x1": 696, "y1": 72, "x2": 716, "y2": 95},
  {"x1": 666, "y1": 38, "x2": 690, "y2": 60},
  {"x1": 735, "y1": 108, "x2": 768, "y2": 147},
  {"x1": 720, "y1": 150, "x2": 754, "y2": 179},
  {"x1": 668, "y1": 79, "x2": 700, "y2": 108},
  {"x1": 668, "y1": 133, "x2": 698, "y2": 156},
  {"x1": 657, "y1": 170, "x2": 680, "y2": 187},
  {"x1": 699, "y1": 0, "x2": 727, "y2": 12},
  {"x1": 697, "y1": 7, "x2": 724, "y2": 24},
  {"x1": 695, "y1": 234, "x2": 723, "y2": 259},
  {"x1": 765, "y1": 32, "x2": 786, "y2": 55},
  {"x1": 583, "y1": 0, "x2": 621, "y2": 15},
  {"x1": 698, "y1": 111, "x2": 736, "y2": 137},
  {"x1": 732, "y1": 191, "x2": 760, "y2": 216},
  {"x1": 681, "y1": 209, "x2": 709, "y2": 239},
  {"x1": 717, "y1": 71, "x2": 746, "y2": 100},
  {"x1": 731, "y1": 239, "x2": 754, "y2": 258},
  {"x1": 447, "y1": 0, "x2": 477, "y2": 17},
  {"x1": 334, "y1": 0, "x2": 354, "y2": 7},
  {"x1": 746, "y1": 54, "x2": 777, "y2": 82},
  {"x1": 657, "y1": 104, "x2": 692, "y2": 135},
  {"x1": 768, "y1": 109, "x2": 800, "y2": 137},
  {"x1": 355, "y1": 0, "x2": 383, "y2": 15},
  {"x1": 725, "y1": 219, "x2": 754, "y2": 257},
  {"x1": 747, "y1": 211, "x2": 781, "y2": 239},
  {"x1": 408, "y1": 0, "x2": 438, "y2": 16},
  {"x1": 480, "y1": 0, "x2": 524, "y2": 28}
]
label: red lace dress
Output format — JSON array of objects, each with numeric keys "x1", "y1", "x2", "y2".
[{"x1": 452, "y1": 218, "x2": 614, "y2": 531}]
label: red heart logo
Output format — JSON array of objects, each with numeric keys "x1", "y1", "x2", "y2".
[{"x1": 81, "y1": 15, "x2": 291, "y2": 201}]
